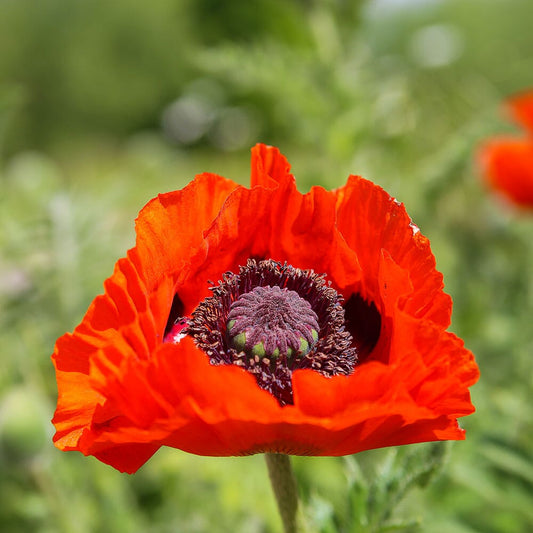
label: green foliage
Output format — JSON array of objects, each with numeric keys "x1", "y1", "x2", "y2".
[
  {"x1": 301, "y1": 444, "x2": 449, "y2": 533},
  {"x1": 0, "y1": 0, "x2": 195, "y2": 150},
  {"x1": 1, "y1": 0, "x2": 533, "y2": 532}
]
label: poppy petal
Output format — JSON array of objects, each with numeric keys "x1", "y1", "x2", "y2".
[
  {"x1": 134, "y1": 172, "x2": 240, "y2": 295},
  {"x1": 250, "y1": 143, "x2": 294, "y2": 188},
  {"x1": 93, "y1": 444, "x2": 160, "y2": 474},
  {"x1": 335, "y1": 176, "x2": 452, "y2": 327},
  {"x1": 178, "y1": 173, "x2": 361, "y2": 301}
]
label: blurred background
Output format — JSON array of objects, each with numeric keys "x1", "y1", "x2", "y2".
[{"x1": 1, "y1": 0, "x2": 532, "y2": 531}]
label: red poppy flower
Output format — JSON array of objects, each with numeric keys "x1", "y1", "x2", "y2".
[
  {"x1": 52, "y1": 144, "x2": 479, "y2": 474},
  {"x1": 478, "y1": 90, "x2": 533, "y2": 207}
]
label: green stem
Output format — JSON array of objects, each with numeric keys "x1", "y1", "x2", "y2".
[{"x1": 265, "y1": 453, "x2": 300, "y2": 533}]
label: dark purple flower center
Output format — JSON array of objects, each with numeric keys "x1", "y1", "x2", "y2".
[
  {"x1": 227, "y1": 285, "x2": 319, "y2": 359},
  {"x1": 183, "y1": 259, "x2": 358, "y2": 406}
]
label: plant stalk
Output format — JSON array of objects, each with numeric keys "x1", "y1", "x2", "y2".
[{"x1": 265, "y1": 453, "x2": 301, "y2": 533}]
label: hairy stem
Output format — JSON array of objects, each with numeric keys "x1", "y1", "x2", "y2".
[{"x1": 265, "y1": 453, "x2": 300, "y2": 533}]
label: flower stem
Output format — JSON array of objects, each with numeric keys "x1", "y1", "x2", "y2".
[{"x1": 265, "y1": 453, "x2": 301, "y2": 533}]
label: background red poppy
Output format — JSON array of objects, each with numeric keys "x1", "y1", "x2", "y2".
[{"x1": 478, "y1": 90, "x2": 533, "y2": 207}]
